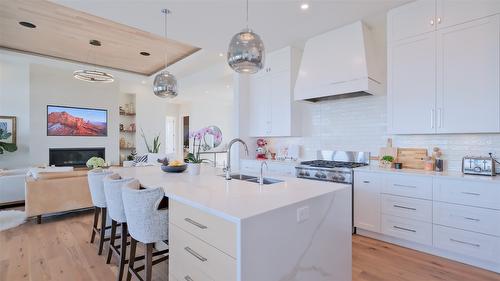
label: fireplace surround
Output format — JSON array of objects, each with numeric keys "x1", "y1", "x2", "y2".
[{"x1": 49, "y1": 147, "x2": 105, "y2": 167}]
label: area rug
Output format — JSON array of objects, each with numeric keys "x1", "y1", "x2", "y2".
[{"x1": 0, "y1": 210, "x2": 26, "y2": 231}]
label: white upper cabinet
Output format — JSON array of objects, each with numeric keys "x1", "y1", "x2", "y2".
[
  {"x1": 437, "y1": 15, "x2": 500, "y2": 133},
  {"x1": 437, "y1": 0, "x2": 500, "y2": 29},
  {"x1": 247, "y1": 47, "x2": 301, "y2": 137},
  {"x1": 389, "y1": 33, "x2": 436, "y2": 134},
  {"x1": 388, "y1": 1, "x2": 500, "y2": 134},
  {"x1": 388, "y1": 0, "x2": 436, "y2": 41}
]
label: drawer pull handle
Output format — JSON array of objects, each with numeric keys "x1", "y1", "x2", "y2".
[
  {"x1": 393, "y1": 204, "x2": 417, "y2": 211},
  {"x1": 184, "y1": 246, "x2": 208, "y2": 262},
  {"x1": 464, "y1": 217, "x2": 480, "y2": 222},
  {"x1": 184, "y1": 218, "x2": 208, "y2": 229},
  {"x1": 184, "y1": 276, "x2": 194, "y2": 281},
  {"x1": 393, "y1": 184, "x2": 417, "y2": 189},
  {"x1": 393, "y1": 225, "x2": 417, "y2": 233},
  {"x1": 363, "y1": 180, "x2": 370, "y2": 184},
  {"x1": 461, "y1": 191, "x2": 481, "y2": 196},
  {"x1": 450, "y1": 238, "x2": 480, "y2": 248}
]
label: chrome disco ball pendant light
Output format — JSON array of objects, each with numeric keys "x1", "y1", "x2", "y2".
[
  {"x1": 153, "y1": 9, "x2": 178, "y2": 98},
  {"x1": 153, "y1": 70, "x2": 178, "y2": 98},
  {"x1": 227, "y1": 0, "x2": 265, "y2": 74}
]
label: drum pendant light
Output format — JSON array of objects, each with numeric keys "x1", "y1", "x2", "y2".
[
  {"x1": 153, "y1": 9, "x2": 178, "y2": 98},
  {"x1": 227, "y1": 0, "x2": 265, "y2": 74}
]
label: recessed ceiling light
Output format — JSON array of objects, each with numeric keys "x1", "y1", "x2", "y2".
[
  {"x1": 140, "y1": 51, "x2": 151, "y2": 56},
  {"x1": 89, "y1": 39, "x2": 101, "y2": 46},
  {"x1": 300, "y1": 3, "x2": 309, "y2": 10},
  {"x1": 19, "y1": 21, "x2": 36, "y2": 28},
  {"x1": 219, "y1": 53, "x2": 224, "y2": 57},
  {"x1": 141, "y1": 80, "x2": 147, "y2": 84},
  {"x1": 226, "y1": 85, "x2": 230, "y2": 89}
]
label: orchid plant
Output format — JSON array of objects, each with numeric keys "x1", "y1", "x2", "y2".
[{"x1": 185, "y1": 127, "x2": 222, "y2": 164}]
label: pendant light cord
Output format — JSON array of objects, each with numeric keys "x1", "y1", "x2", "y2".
[
  {"x1": 162, "y1": 9, "x2": 169, "y2": 69},
  {"x1": 246, "y1": 0, "x2": 249, "y2": 29}
]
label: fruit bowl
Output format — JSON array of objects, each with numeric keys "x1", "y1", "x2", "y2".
[{"x1": 161, "y1": 164, "x2": 187, "y2": 173}]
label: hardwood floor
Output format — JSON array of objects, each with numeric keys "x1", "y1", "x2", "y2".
[{"x1": 0, "y1": 211, "x2": 499, "y2": 281}]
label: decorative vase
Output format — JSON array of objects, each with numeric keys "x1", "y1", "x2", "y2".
[
  {"x1": 187, "y1": 163, "x2": 201, "y2": 175},
  {"x1": 379, "y1": 160, "x2": 393, "y2": 169}
]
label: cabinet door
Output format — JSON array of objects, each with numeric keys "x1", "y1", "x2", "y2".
[
  {"x1": 354, "y1": 172, "x2": 383, "y2": 233},
  {"x1": 437, "y1": 0, "x2": 500, "y2": 29},
  {"x1": 248, "y1": 74, "x2": 271, "y2": 137},
  {"x1": 389, "y1": 33, "x2": 437, "y2": 134},
  {"x1": 437, "y1": 15, "x2": 500, "y2": 133},
  {"x1": 269, "y1": 70, "x2": 291, "y2": 137},
  {"x1": 388, "y1": 0, "x2": 436, "y2": 42}
]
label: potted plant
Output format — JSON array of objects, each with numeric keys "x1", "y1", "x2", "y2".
[
  {"x1": 185, "y1": 129, "x2": 208, "y2": 175},
  {"x1": 86, "y1": 157, "x2": 106, "y2": 170},
  {"x1": 379, "y1": 155, "x2": 394, "y2": 169},
  {"x1": 140, "y1": 128, "x2": 163, "y2": 164},
  {"x1": 0, "y1": 124, "x2": 17, "y2": 155},
  {"x1": 123, "y1": 151, "x2": 136, "y2": 167}
]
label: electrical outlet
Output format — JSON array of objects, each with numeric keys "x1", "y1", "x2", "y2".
[{"x1": 296, "y1": 206, "x2": 310, "y2": 223}]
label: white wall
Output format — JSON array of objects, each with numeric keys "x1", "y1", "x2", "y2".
[
  {"x1": 29, "y1": 64, "x2": 120, "y2": 165},
  {"x1": 0, "y1": 61, "x2": 30, "y2": 169}
]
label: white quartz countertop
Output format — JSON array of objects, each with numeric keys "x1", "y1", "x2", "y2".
[
  {"x1": 112, "y1": 165, "x2": 348, "y2": 223},
  {"x1": 355, "y1": 165, "x2": 500, "y2": 183}
]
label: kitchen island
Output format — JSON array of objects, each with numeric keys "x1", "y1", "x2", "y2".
[{"x1": 113, "y1": 165, "x2": 352, "y2": 281}]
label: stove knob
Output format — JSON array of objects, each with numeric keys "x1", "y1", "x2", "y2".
[
  {"x1": 331, "y1": 174, "x2": 338, "y2": 181},
  {"x1": 315, "y1": 172, "x2": 322, "y2": 178},
  {"x1": 321, "y1": 173, "x2": 327, "y2": 179},
  {"x1": 305, "y1": 171, "x2": 310, "y2": 177},
  {"x1": 337, "y1": 174, "x2": 346, "y2": 182}
]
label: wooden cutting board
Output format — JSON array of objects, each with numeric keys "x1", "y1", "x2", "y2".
[{"x1": 397, "y1": 148, "x2": 428, "y2": 169}]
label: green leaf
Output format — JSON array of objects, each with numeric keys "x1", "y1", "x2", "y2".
[{"x1": 0, "y1": 141, "x2": 17, "y2": 153}]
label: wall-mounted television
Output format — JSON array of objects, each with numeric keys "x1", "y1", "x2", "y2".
[{"x1": 47, "y1": 105, "x2": 108, "y2": 136}]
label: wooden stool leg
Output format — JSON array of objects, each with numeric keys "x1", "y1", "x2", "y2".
[
  {"x1": 106, "y1": 220, "x2": 117, "y2": 264},
  {"x1": 117, "y1": 223, "x2": 128, "y2": 281},
  {"x1": 98, "y1": 207, "x2": 107, "y2": 255},
  {"x1": 90, "y1": 207, "x2": 100, "y2": 243},
  {"x1": 126, "y1": 238, "x2": 137, "y2": 281},
  {"x1": 145, "y1": 243, "x2": 153, "y2": 281},
  {"x1": 36, "y1": 215, "x2": 42, "y2": 224}
]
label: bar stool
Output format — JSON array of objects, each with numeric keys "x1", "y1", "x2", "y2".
[
  {"x1": 122, "y1": 183, "x2": 169, "y2": 281},
  {"x1": 103, "y1": 174, "x2": 137, "y2": 281},
  {"x1": 87, "y1": 169, "x2": 113, "y2": 255}
]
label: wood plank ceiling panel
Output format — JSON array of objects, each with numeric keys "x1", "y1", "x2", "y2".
[{"x1": 0, "y1": 0, "x2": 201, "y2": 76}]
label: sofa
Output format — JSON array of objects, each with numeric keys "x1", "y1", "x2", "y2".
[
  {"x1": 25, "y1": 170, "x2": 93, "y2": 223},
  {"x1": 0, "y1": 168, "x2": 28, "y2": 206}
]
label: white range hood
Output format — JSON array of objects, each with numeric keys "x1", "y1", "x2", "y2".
[{"x1": 294, "y1": 21, "x2": 385, "y2": 102}]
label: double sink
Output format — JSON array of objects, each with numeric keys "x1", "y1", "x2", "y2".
[{"x1": 224, "y1": 174, "x2": 284, "y2": 185}]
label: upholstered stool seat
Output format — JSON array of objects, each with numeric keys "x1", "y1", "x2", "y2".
[
  {"x1": 122, "y1": 183, "x2": 169, "y2": 281},
  {"x1": 103, "y1": 174, "x2": 137, "y2": 281},
  {"x1": 87, "y1": 169, "x2": 113, "y2": 255}
]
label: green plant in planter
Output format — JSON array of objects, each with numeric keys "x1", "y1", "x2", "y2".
[
  {"x1": 140, "y1": 128, "x2": 160, "y2": 153},
  {"x1": 381, "y1": 155, "x2": 394, "y2": 163},
  {"x1": 0, "y1": 126, "x2": 17, "y2": 154}
]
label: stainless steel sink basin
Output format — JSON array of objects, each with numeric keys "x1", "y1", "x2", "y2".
[
  {"x1": 224, "y1": 174, "x2": 258, "y2": 181},
  {"x1": 245, "y1": 178, "x2": 284, "y2": 185},
  {"x1": 221, "y1": 174, "x2": 284, "y2": 185}
]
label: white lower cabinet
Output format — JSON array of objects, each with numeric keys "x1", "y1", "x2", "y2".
[
  {"x1": 434, "y1": 225, "x2": 500, "y2": 263},
  {"x1": 381, "y1": 214, "x2": 433, "y2": 246},
  {"x1": 169, "y1": 200, "x2": 237, "y2": 281},
  {"x1": 354, "y1": 169, "x2": 500, "y2": 272}
]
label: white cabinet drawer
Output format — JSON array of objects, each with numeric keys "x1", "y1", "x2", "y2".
[
  {"x1": 170, "y1": 224, "x2": 236, "y2": 281},
  {"x1": 434, "y1": 202, "x2": 500, "y2": 237},
  {"x1": 434, "y1": 225, "x2": 500, "y2": 263},
  {"x1": 170, "y1": 200, "x2": 237, "y2": 257},
  {"x1": 383, "y1": 174, "x2": 433, "y2": 200},
  {"x1": 381, "y1": 194, "x2": 432, "y2": 222},
  {"x1": 170, "y1": 236, "x2": 216, "y2": 281},
  {"x1": 381, "y1": 214, "x2": 432, "y2": 246},
  {"x1": 433, "y1": 178, "x2": 500, "y2": 210}
]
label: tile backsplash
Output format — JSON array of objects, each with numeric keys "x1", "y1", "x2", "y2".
[{"x1": 266, "y1": 95, "x2": 500, "y2": 172}]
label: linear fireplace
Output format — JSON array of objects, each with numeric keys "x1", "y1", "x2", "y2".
[{"x1": 49, "y1": 147, "x2": 105, "y2": 167}]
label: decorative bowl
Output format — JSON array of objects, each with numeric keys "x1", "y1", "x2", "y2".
[{"x1": 161, "y1": 164, "x2": 187, "y2": 173}]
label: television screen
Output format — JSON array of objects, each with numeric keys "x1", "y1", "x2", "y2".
[{"x1": 47, "y1": 105, "x2": 108, "y2": 136}]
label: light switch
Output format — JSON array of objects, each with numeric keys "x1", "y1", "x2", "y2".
[{"x1": 297, "y1": 206, "x2": 310, "y2": 223}]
